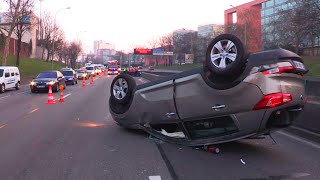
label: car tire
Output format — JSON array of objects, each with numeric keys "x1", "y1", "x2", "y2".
[
  {"x1": 0, "y1": 84, "x2": 5, "y2": 93},
  {"x1": 53, "y1": 84, "x2": 59, "y2": 93},
  {"x1": 31, "y1": 89, "x2": 36, "y2": 93},
  {"x1": 205, "y1": 34, "x2": 246, "y2": 77},
  {"x1": 110, "y1": 74, "x2": 136, "y2": 105},
  {"x1": 15, "y1": 81, "x2": 20, "y2": 90},
  {"x1": 75, "y1": 80, "x2": 78, "y2": 84}
]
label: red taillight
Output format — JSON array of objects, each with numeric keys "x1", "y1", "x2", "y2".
[
  {"x1": 253, "y1": 93, "x2": 292, "y2": 110},
  {"x1": 108, "y1": 68, "x2": 111, "y2": 71},
  {"x1": 262, "y1": 66, "x2": 295, "y2": 75}
]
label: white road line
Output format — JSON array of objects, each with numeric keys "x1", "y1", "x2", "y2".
[
  {"x1": 290, "y1": 126, "x2": 320, "y2": 138},
  {"x1": 63, "y1": 93, "x2": 71, "y2": 99},
  {"x1": 0, "y1": 125, "x2": 6, "y2": 129},
  {"x1": 277, "y1": 131, "x2": 320, "y2": 149},
  {"x1": 307, "y1": 100, "x2": 320, "y2": 105},
  {"x1": 149, "y1": 176, "x2": 162, "y2": 180},
  {"x1": 0, "y1": 95, "x2": 11, "y2": 100},
  {"x1": 29, "y1": 108, "x2": 39, "y2": 114},
  {"x1": 16, "y1": 91, "x2": 28, "y2": 95}
]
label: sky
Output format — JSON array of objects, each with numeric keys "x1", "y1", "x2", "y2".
[{"x1": 1, "y1": 0, "x2": 251, "y2": 53}]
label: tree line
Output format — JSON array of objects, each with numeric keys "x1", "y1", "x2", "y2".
[{"x1": 0, "y1": 0, "x2": 82, "y2": 68}]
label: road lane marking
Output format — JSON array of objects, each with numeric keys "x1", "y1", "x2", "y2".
[
  {"x1": 278, "y1": 131, "x2": 320, "y2": 149},
  {"x1": 290, "y1": 126, "x2": 320, "y2": 138},
  {"x1": 0, "y1": 125, "x2": 6, "y2": 129},
  {"x1": 63, "y1": 93, "x2": 71, "y2": 99},
  {"x1": 149, "y1": 176, "x2": 162, "y2": 180},
  {"x1": 16, "y1": 91, "x2": 28, "y2": 95},
  {"x1": 0, "y1": 95, "x2": 11, "y2": 100},
  {"x1": 29, "y1": 108, "x2": 39, "y2": 114},
  {"x1": 307, "y1": 100, "x2": 320, "y2": 105}
]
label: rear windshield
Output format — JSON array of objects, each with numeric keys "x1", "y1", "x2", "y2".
[
  {"x1": 86, "y1": 67, "x2": 93, "y2": 70},
  {"x1": 108, "y1": 65, "x2": 117, "y2": 68},
  {"x1": 37, "y1": 72, "x2": 57, "y2": 78},
  {"x1": 76, "y1": 70, "x2": 86, "y2": 73},
  {"x1": 0, "y1": 69, "x2": 3, "y2": 77},
  {"x1": 61, "y1": 71, "x2": 73, "y2": 76}
]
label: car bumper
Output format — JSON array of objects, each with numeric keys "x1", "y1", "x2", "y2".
[
  {"x1": 30, "y1": 84, "x2": 57, "y2": 91},
  {"x1": 108, "y1": 71, "x2": 119, "y2": 75}
]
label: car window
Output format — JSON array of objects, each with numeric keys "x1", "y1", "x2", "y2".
[
  {"x1": 86, "y1": 67, "x2": 93, "y2": 70},
  {"x1": 61, "y1": 71, "x2": 73, "y2": 76},
  {"x1": 37, "y1": 72, "x2": 57, "y2": 78},
  {"x1": 0, "y1": 69, "x2": 3, "y2": 77},
  {"x1": 10, "y1": 70, "x2": 15, "y2": 76},
  {"x1": 5, "y1": 70, "x2": 10, "y2": 78}
]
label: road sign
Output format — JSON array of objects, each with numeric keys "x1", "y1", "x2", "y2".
[
  {"x1": 164, "y1": 52, "x2": 174, "y2": 56},
  {"x1": 153, "y1": 48, "x2": 164, "y2": 55},
  {"x1": 134, "y1": 48, "x2": 153, "y2": 55}
]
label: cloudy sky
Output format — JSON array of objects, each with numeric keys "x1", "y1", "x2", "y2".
[{"x1": 1, "y1": 0, "x2": 251, "y2": 52}]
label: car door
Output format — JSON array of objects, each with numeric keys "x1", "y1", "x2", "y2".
[
  {"x1": 174, "y1": 73, "x2": 263, "y2": 120},
  {"x1": 135, "y1": 80, "x2": 178, "y2": 123},
  {"x1": 9, "y1": 69, "x2": 16, "y2": 88},
  {"x1": 4, "y1": 69, "x2": 12, "y2": 88}
]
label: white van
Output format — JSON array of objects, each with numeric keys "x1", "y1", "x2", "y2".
[{"x1": 0, "y1": 66, "x2": 21, "y2": 93}]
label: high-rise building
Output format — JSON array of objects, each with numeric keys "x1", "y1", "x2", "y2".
[
  {"x1": 224, "y1": 0, "x2": 267, "y2": 53},
  {"x1": 197, "y1": 24, "x2": 224, "y2": 38}
]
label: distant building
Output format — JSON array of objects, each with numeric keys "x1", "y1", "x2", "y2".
[
  {"x1": 197, "y1": 24, "x2": 224, "y2": 38},
  {"x1": 0, "y1": 11, "x2": 39, "y2": 58},
  {"x1": 224, "y1": 0, "x2": 267, "y2": 53},
  {"x1": 93, "y1": 40, "x2": 116, "y2": 64}
]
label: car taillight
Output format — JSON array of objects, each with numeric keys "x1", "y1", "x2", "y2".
[
  {"x1": 108, "y1": 68, "x2": 111, "y2": 71},
  {"x1": 262, "y1": 65, "x2": 295, "y2": 75},
  {"x1": 254, "y1": 93, "x2": 292, "y2": 110}
]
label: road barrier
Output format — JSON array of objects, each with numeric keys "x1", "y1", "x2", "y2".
[{"x1": 46, "y1": 85, "x2": 56, "y2": 104}]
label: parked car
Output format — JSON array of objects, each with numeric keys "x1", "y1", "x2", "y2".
[
  {"x1": 109, "y1": 34, "x2": 308, "y2": 146},
  {"x1": 61, "y1": 70, "x2": 78, "y2": 85},
  {"x1": 76, "y1": 69, "x2": 88, "y2": 80},
  {"x1": 30, "y1": 71, "x2": 66, "y2": 93},
  {"x1": 0, "y1": 66, "x2": 21, "y2": 93}
]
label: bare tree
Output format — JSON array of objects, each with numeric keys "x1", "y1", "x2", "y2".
[
  {"x1": 13, "y1": 0, "x2": 34, "y2": 66},
  {"x1": 0, "y1": 0, "x2": 22, "y2": 65},
  {"x1": 268, "y1": 0, "x2": 320, "y2": 54},
  {"x1": 67, "y1": 41, "x2": 82, "y2": 68}
]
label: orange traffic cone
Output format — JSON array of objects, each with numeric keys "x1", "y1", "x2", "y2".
[
  {"x1": 46, "y1": 85, "x2": 56, "y2": 104},
  {"x1": 82, "y1": 78, "x2": 86, "y2": 87},
  {"x1": 90, "y1": 75, "x2": 94, "y2": 84},
  {"x1": 59, "y1": 85, "x2": 64, "y2": 102}
]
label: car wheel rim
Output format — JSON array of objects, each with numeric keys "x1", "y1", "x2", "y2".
[
  {"x1": 17, "y1": 83, "x2": 20, "y2": 88},
  {"x1": 1, "y1": 86, "x2": 4, "y2": 92},
  {"x1": 113, "y1": 78, "x2": 128, "y2": 100},
  {"x1": 210, "y1": 39, "x2": 238, "y2": 69}
]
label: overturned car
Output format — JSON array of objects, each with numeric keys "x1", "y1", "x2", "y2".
[{"x1": 109, "y1": 34, "x2": 308, "y2": 146}]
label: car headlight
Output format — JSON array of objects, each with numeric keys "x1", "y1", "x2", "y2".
[
  {"x1": 68, "y1": 78, "x2": 73, "y2": 80},
  {"x1": 91, "y1": 72, "x2": 94, "y2": 74},
  {"x1": 82, "y1": 74, "x2": 86, "y2": 77},
  {"x1": 30, "y1": 81, "x2": 36, "y2": 85},
  {"x1": 48, "y1": 81, "x2": 55, "y2": 85}
]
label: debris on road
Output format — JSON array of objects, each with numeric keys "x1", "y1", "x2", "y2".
[{"x1": 160, "y1": 129, "x2": 186, "y2": 138}]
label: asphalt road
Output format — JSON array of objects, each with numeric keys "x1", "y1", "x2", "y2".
[{"x1": 0, "y1": 74, "x2": 320, "y2": 180}]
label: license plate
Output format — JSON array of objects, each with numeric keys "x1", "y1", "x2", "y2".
[
  {"x1": 37, "y1": 86, "x2": 45, "y2": 88},
  {"x1": 293, "y1": 61, "x2": 305, "y2": 70}
]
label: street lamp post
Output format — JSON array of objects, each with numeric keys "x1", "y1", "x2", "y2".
[{"x1": 52, "y1": 7, "x2": 71, "y2": 70}]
